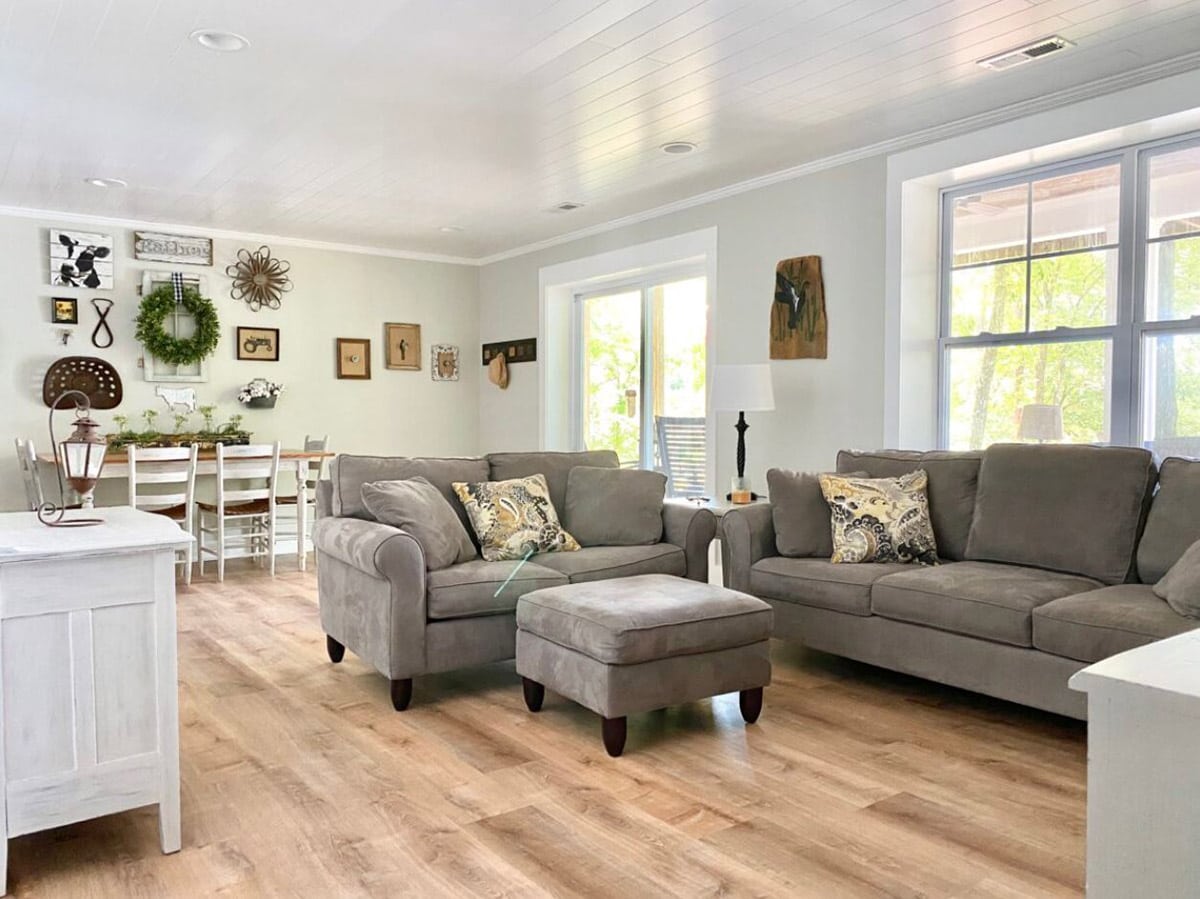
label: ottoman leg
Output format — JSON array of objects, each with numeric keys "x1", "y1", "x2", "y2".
[
  {"x1": 601, "y1": 716, "x2": 627, "y2": 757},
  {"x1": 522, "y1": 677, "x2": 545, "y2": 712},
  {"x1": 326, "y1": 635, "x2": 345, "y2": 663},
  {"x1": 739, "y1": 687, "x2": 763, "y2": 724},
  {"x1": 390, "y1": 678, "x2": 413, "y2": 712}
]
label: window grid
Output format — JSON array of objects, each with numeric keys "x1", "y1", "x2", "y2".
[{"x1": 938, "y1": 131, "x2": 1200, "y2": 453}]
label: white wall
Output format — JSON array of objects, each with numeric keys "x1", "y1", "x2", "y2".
[
  {"x1": 1, "y1": 213, "x2": 479, "y2": 512},
  {"x1": 479, "y1": 155, "x2": 889, "y2": 494}
]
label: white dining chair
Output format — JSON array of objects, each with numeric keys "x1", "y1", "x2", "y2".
[
  {"x1": 128, "y1": 444, "x2": 199, "y2": 584},
  {"x1": 14, "y1": 438, "x2": 44, "y2": 512},
  {"x1": 274, "y1": 434, "x2": 329, "y2": 569},
  {"x1": 196, "y1": 442, "x2": 281, "y2": 582}
]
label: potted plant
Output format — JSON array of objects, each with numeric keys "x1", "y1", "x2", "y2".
[{"x1": 237, "y1": 378, "x2": 284, "y2": 409}]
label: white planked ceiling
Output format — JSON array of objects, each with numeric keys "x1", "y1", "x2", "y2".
[{"x1": 2, "y1": 0, "x2": 1200, "y2": 260}]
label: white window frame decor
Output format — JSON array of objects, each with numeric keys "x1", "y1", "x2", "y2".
[
  {"x1": 140, "y1": 271, "x2": 211, "y2": 383},
  {"x1": 937, "y1": 130, "x2": 1200, "y2": 453}
]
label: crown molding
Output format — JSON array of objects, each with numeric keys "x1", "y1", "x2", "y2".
[
  {"x1": 0, "y1": 204, "x2": 480, "y2": 266},
  {"x1": 476, "y1": 50, "x2": 1200, "y2": 266},
  {"x1": 4, "y1": 51, "x2": 1200, "y2": 270}
]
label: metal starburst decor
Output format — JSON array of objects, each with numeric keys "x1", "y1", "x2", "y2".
[{"x1": 226, "y1": 246, "x2": 292, "y2": 311}]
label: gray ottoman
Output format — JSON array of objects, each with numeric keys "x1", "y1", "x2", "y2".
[{"x1": 515, "y1": 573, "x2": 773, "y2": 756}]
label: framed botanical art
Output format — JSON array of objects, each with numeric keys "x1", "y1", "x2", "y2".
[
  {"x1": 50, "y1": 229, "x2": 113, "y2": 289},
  {"x1": 337, "y1": 338, "x2": 371, "y2": 379},
  {"x1": 431, "y1": 344, "x2": 460, "y2": 381},
  {"x1": 51, "y1": 297, "x2": 78, "y2": 324},
  {"x1": 385, "y1": 322, "x2": 421, "y2": 371},
  {"x1": 237, "y1": 326, "x2": 280, "y2": 361}
]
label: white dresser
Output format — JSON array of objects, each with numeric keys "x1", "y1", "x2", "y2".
[
  {"x1": 0, "y1": 507, "x2": 191, "y2": 894},
  {"x1": 1069, "y1": 629, "x2": 1200, "y2": 899}
]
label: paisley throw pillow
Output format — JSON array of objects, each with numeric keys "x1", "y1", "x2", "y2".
[
  {"x1": 452, "y1": 474, "x2": 580, "y2": 562},
  {"x1": 817, "y1": 471, "x2": 939, "y2": 566}
]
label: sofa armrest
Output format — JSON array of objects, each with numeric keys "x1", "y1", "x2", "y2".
[
  {"x1": 313, "y1": 516, "x2": 428, "y2": 679},
  {"x1": 721, "y1": 504, "x2": 777, "y2": 592},
  {"x1": 662, "y1": 502, "x2": 717, "y2": 582}
]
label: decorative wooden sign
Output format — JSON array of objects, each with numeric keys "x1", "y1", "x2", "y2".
[
  {"x1": 134, "y1": 231, "x2": 214, "y2": 266},
  {"x1": 771, "y1": 255, "x2": 827, "y2": 360},
  {"x1": 482, "y1": 338, "x2": 537, "y2": 365}
]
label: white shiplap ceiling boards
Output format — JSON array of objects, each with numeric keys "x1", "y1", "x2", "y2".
[{"x1": 3, "y1": 0, "x2": 1200, "y2": 262}]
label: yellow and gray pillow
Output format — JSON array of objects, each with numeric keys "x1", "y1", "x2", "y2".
[
  {"x1": 453, "y1": 474, "x2": 580, "y2": 562},
  {"x1": 818, "y1": 471, "x2": 939, "y2": 566}
]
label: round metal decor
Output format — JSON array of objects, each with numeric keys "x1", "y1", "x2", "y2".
[
  {"x1": 42, "y1": 356, "x2": 123, "y2": 409},
  {"x1": 226, "y1": 245, "x2": 292, "y2": 311}
]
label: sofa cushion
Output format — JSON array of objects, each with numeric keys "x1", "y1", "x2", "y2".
[
  {"x1": 767, "y1": 468, "x2": 864, "y2": 558},
  {"x1": 360, "y1": 477, "x2": 476, "y2": 571},
  {"x1": 1138, "y1": 457, "x2": 1200, "y2": 583},
  {"x1": 532, "y1": 544, "x2": 685, "y2": 583},
  {"x1": 564, "y1": 466, "x2": 666, "y2": 546},
  {"x1": 837, "y1": 450, "x2": 982, "y2": 561},
  {"x1": 965, "y1": 444, "x2": 1157, "y2": 585},
  {"x1": 330, "y1": 454, "x2": 487, "y2": 534},
  {"x1": 486, "y1": 451, "x2": 619, "y2": 518},
  {"x1": 749, "y1": 557, "x2": 913, "y2": 616},
  {"x1": 516, "y1": 574, "x2": 771, "y2": 665},
  {"x1": 426, "y1": 559, "x2": 568, "y2": 620},
  {"x1": 1153, "y1": 539, "x2": 1200, "y2": 618},
  {"x1": 1033, "y1": 585, "x2": 1197, "y2": 663},
  {"x1": 872, "y1": 561, "x2": 1102, "y2": 647}
]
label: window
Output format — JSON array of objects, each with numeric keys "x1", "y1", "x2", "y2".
[
  {"x1": 940, "y1": 134, "x2": 1200, "y2": 455},
  {"x1": 574, "y1": 272, "x2": 708, "y2": 495}
]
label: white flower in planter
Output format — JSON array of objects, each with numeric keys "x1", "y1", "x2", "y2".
[{"x1": 237, "y1": 378, "x2": 285, "y2": 405}]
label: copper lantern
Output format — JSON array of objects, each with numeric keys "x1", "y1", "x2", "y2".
[{"x1": 39, "y1": 389, "x2": 106, "y2": 527}]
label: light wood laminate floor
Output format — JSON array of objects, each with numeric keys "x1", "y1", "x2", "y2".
[{"x1": 9, "y1": 562, "x2": 1087, "y2": 897}]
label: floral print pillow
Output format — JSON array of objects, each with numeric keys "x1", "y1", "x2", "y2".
[
  {"x1": 452, "y1": 474, "x2": 580, "y2": 562},
  {"x1": 817, "y1": 471, "x2": 939, "y2": 566}
]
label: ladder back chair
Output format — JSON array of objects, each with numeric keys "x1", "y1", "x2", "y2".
[
  {"x1": 127, "y1": 444, "x2": 199, "y2": 584},
  {"x1": 14, "y1": 438, "x2": 44, "y2": 512},
  {"x1": 274, "y1": 435, "x2": 329, "y2": 569},
  {"x1": 196, "y1": 442, "x2": 281, "y2": 582},
  {"x1": 654, "y1": 416, "x2": 707, "y2": 498}
]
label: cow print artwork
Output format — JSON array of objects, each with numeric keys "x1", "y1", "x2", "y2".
[{"x1": 50, "y1": 229, "x2": 114, "y2": 289}]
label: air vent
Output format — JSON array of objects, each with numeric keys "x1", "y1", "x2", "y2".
[
  {"x1": 977, "y1": 36, "x2": 1073, "y2": 71},
  {"x1": 550, "y1": 201, "x2": 585, "y2": 212}
]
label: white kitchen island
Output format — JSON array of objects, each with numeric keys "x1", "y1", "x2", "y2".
[
  {"x1": 0, "y1": 507, "x2": 191, "y2": 894},
  {"x1": 1069, "y1": 628, "x2": 1200, "y2": 899}
]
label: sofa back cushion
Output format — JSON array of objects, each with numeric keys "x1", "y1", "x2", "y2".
[
  {"x1": 1138, "y1": 457, "x2": 1200, "y2": 583},
  {"x1": 836, "y1": 450, "x2": 982, "y2": 561},
  {"x1": 329, "y1": 454, "x2": 488, "y2": 535},
  {"x1": 564, "y1": 466, "x2": 666, "y2": 546},
  {"x1": 965, "y1": 444, "x2": 1157, "y2": 585},
  {"x1": 360, "y1": 477, "x2": 476, "y2": 570},
  {"x1": 486, "y1": 450, "x2": 619, "y2": 516}
]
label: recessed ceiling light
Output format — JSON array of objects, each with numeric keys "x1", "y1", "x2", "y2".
[
  {"x1": 439, "y1": 226, "x2": 464, "y2": 233},
  {"x1": 85, "y1": 177, "x2": 127, "y2": 188},
  {"x1": 661, "y1": 141, "x2": 697, "y2": 155},
  {"x1": 549, "y1": 201, "x2": 585, "y2": 212},
  {"x1": 190, "y1": 29, "x2": 250, "y2": 53}
]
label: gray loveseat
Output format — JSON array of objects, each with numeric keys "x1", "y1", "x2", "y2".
[
  {"x1": 312, "y1": 450, "x2": 717, "y2": 709},
  {"x1": 723, "y1": 444, "x2": 1200, "y2": 719}
]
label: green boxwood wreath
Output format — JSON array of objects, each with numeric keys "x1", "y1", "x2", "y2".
[{"x1": 135, "y1": 284, "x2": 221, "y2": 365}]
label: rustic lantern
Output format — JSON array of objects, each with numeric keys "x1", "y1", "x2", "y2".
[{"x1": 39, "y1": 389, "x2": 106, "y2": 527}]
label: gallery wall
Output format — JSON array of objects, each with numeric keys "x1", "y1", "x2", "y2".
[
  {"x1": 478, "y1": 155, "x2": 889, "y2": 496},
  {"x1": 0, "y1": 213, "x2": 480, "y2": 512}
]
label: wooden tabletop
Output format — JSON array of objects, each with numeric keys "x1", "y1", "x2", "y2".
[{"x1": 39, "y1": 448, "x2": 334, "y2": 464}]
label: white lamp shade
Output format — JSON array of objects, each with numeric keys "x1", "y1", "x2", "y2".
[
  {"x1": 1019, "y1": 404, "x2": 1064, "y2": 441},
  {"x1": 712, "y1": 364, "x2": 775, "y2": 412}
]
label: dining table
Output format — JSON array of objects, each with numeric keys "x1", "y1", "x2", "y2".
[{"x1": 37, "y1": 447, "x2": 335, "y2": 572}]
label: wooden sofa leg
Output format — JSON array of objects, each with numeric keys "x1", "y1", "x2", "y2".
[
  {"x1": 522, "y1": 677, "x2": 545, "y2": 712},
  {"x1": 390, "y1": 678, "x2": 413, "y2": 712},
  {"x1": 326, "y1": 635, "x2": 345, "y2": 664},
  {"x1": 601, "y1": 716, "x2": 627, "y2": 757},
  {"x1": 739, "y1": 687, "x2": 763, "y2": 724}
]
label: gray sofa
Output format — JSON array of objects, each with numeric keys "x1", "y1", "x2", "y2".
[
  {"x1": 723, "y1": 444, "x2": 1200, "y2": 719},
  {"x1": 312, "y1": 450, "x2": 717, "y2": 709}
]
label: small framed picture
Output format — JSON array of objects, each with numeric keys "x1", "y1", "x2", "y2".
[
  {"x1": 337, "y1": 338, "x2": 371, "y2": 379},
  {"x1": 385, "y1": 322, "x2": 421, "y2": 371},
  {"x1": 236, "y1": 326, "x2": 280, "y2": 361},
  {"x1": 431, "y1": 344, "x2": 460, "y2": 381},
  {"x1": 51, "y1": 297, "x2": 78, "y2": 324}
]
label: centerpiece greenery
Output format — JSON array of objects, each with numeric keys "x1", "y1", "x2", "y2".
[{"x1": 106, "y1": 408, "x2": 250, "y2": 450}]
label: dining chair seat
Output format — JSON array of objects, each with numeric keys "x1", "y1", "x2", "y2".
[
  {"x1": 197, "y1": 497, "x2": 272, "y2": 516},
  {"x1": 273, "y1": 495, "x2": 301, "y2": 506},
  {"x1": 145, "y1": 503, "x2": 189, "y2": 522}
]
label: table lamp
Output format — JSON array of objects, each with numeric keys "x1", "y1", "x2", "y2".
[
  {"x1": 1019, "y1": 404, "x2": 1064, "y2": 444},
  {"x1": 39, "y1": 389, "x2": 106, "y2": 527},
  {"x1": 712, "y1": 364, "x2": 775, "y2": 503}
]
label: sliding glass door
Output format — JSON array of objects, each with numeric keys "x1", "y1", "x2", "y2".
[{"x1": 576, "y1": 273, "x2": 708, "y2": 495}]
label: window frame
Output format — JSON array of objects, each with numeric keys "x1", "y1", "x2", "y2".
[{"x1": 937, "y1": 130, "x2": 1200, "y2": 451}]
